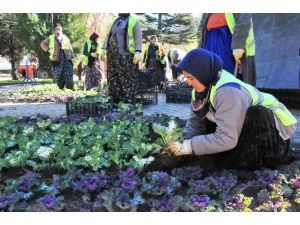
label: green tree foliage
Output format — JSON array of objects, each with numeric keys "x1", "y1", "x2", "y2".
[
  {"x1": 140, "y1": 13, "x2": 197, "y2": 45},
  {"x1": 0, "y1": 14, "x2": 26, "y2": 80}
]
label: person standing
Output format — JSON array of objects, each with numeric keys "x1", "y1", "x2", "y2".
[
  {"x1": 103, "y1": 13, "x2": 142, "y2": 103},
  {"x1": 41, "y1": 23, "x2": 74, "y2": 89},
  {"x1": 199, "y1": 13, "x2": 256, "y2": 85},
  {"x1": 143, "y1": 35, "x2": 166, "y2": 91},
  {"x1": 83, "y1": 32, "x2": 104, "y2": 90},
  {"x1": 167, "y1": 48, "x2": 186, "y2": 80}
]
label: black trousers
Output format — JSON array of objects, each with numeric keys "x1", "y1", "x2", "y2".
[{"x1": 181, "y1": 105, "x2": 290, "y2": 170}]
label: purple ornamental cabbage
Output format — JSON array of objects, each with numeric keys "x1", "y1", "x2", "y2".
[
  {"x1": 118, "y1": 168, "x2": 139, "y2": 191},
  {"x1": 225, "y1": 196, "x2": 244, "y2": 209},
  {"x1": 79, "y1": 175, "x2": 100, "y2": 192},
  {"x1": 15, "y1": 172, "x2": 40, "y2": 192},
  {"x1": 193, "y1": 180, "x2": 210, "y2": 193},
  {"x1": 143, "y1": 171, "x2": 181, "y2": 195},
  {"x1": 292, "y1": 177, "x2": 300, "y2": 189},
  {"x1": 271, "y1": 197, "x2": 283, "y2": 206},
  {"x1": 150, "y1": 196, "x2": 183, "y2": 212},
  {"x1": 36, "y1": 195, "x2": 59, "y2": 209},
  {"x1": 0, "y1": 194, "x2": 17, "y2": 210},
  {"x1": 191, "y1": 195, "x2": 210, "y2": 209},
  {"x1": 72, "y1": 172, "x2": 111, "y2": 193},
  {"x1": 171, "y1": 166, "x2": 203, "y2": 183},
  {"x1": 206, "y1": 175, "x2": 238, "y2": 194},
  {"x1": 255, "y1": 170, "x2": 279, "y2": 187}
]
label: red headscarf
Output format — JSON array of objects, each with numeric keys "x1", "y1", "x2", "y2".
[{"x1": 89, "y1": 32, "x2": 100, "y2": 42}]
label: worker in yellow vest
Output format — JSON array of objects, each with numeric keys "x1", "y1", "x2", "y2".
[
  {"x1": 102, "y1": 13, "x2": 142, "y2": 103},
  {"x1": 167, "y1": 48, "x2": 186, "y2": 80},
  {"x1": 199, "y1": 13, "x2": 256, "y2": 86},
  {"x1": 142, "y1": 35, "x2": 166, "y2": 92},
  {"x1": 40, "y1": 23, "x2": 74, "y2": 89},
  {"x1": 83, "y1": 32, "x2": 104, "y2": 90},
  {"x1": 166, "y1": 48, "x2": 297, "y2": 170}
]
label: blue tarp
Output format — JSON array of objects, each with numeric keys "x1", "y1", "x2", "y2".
[{"x1": 253, "y1": 13, "x2": 300, "y2": 88}]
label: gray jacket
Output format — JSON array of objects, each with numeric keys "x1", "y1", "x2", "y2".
[
  {"x1": 102, "y1": 17, "x2": 142, "y2": 54},
  {"x1": 184, "y1": 86, "x2": 297, "y2": 155}
]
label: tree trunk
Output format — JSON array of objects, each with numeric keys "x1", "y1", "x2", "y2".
[
  {"x1": 157, "y1": 14, "x2": 162, "y2": 37},
  {"x1": 10, "y1": 59, "x2": 17, "y2": 80}
]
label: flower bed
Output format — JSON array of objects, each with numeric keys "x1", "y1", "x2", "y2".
[
  {"x1": 0, "y1": 113, "x2": 299, "y2": 212},
  {"x1": 0, "y1": 164, "x2": 299, "y2": 212},
  {"x1": 0, "y1": 84, "x2": 107, "y2": 103}
]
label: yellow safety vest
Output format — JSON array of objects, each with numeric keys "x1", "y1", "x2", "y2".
[
  {"x1": 191, "y1": 70, "x2": 296, "y2": 126},
  {"x1": 83, "y1": 39, "x2": 101, "y2": 65},
  {"x1": 224, "y1": 13, "x2": 255, "y2": 56},
  {"x1": 108, "y1": 15, "x2": 138, "y2": 54},
  {"x1": 143, "y1": 42, "x2": 166, "y2": 65},
  {"x1": 49, "y1": 34, "x2": 55, "y2": 60}
]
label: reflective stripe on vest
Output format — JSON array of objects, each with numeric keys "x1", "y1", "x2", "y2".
[
  {"x1": 224, "y1": 13, "x2": 255, "y2": 57},
  {"x1": 143, "y1": 42, "x2": 166, "y2": 65},
  {"x1": 127, "y1": 16, "x2": 138, "y2": 54},
  {"x1": 83, "y1": 40, "x2": 101, "y2": 65},
  {"x1": 207, "y1": 70, "x2": 297, "y2": 126},
  {"x1": 108, "y1": 15, "x2": 138, "y2": 54},
  {"x1": 49, "y1": 34, "x2": 55, "y2": 60}
]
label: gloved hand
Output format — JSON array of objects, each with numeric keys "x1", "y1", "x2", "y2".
[
  {"x1": 101, "y1": 51, "x2": 106, "y2": 61},
  {"x1": 133, "y1": 52, "x2": 142, "y2": 65},
  {"x1": 165, "y1": 139, "x2": 193, "y2": 156},
  {"x1": 90, "y1": 52, "x2": 99, "y2": 58},
  {"x1": 232, "y1": 49, "x2": 245, "y2": 64},
  {"x1": 140, "y1": 63, "x2": 146, "y2": 70}
]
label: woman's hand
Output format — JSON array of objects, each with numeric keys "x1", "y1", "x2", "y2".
[
  {"x1": 165, "y1": 139, "x2": 193, "y2": 156},
  {"x1": 232, "y1": 49, "x2": 245, "y2": 64},
  {"x1": 133, "y1": 52, "x2": 142, "y2": 64},
  {"x1": 90, "y1": 53, "x2": 99, "y2": 58}
]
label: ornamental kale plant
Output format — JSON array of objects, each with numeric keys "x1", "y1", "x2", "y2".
[
  {"x1": 71, "y1": 171, "x2": 111, "y2": 193},
  {"x1": 31, "y1": 195, "x2": 65, "y2": 212},
  {"x1": 256, "y1": 183, "x2": 292, "y2": 212},
  {"x1": 152, "y1": 120, "x2": 183, "y2": 146},
  {"x1": 171, "y1": 166, "x2": 203, "y2": 183},
  {"x1": 188, "y1": 171, "x2": 238, "y2": 197},
  {"x1": 150, "y1": 195, "x2": 183, "y2": 212},
  {"x1": 94, "y1": 189, "x2": 144, "y2": 212},
  {"x1": 0, "y1": 194, "x2": 18, "y2": 212},
  {"x1": 141, "y1": 171, "x2": 181, "y2": 196},
  {"x1": 5, "y1": 172, "x2": 41, "y2": 199},
  {"x1": 181, "y1": 194, "x2": 216, "y2": 212},
  {"x1": 291, "y1": 177, "x2": 300, "y2": 189},
  {"x1": 224, "y1": 194, "x2": 253, "y2": 212},
  {"x1": 116, "y1": 168, "x2": 140, "y2": 192},
  {"x1": 253, "y1": 169, "x2": 280, "y2": 187}
]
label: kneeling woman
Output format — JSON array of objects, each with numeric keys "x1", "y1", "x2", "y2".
[{"x1": 167, "y1": 48, "x2": 297, "y2": 170}]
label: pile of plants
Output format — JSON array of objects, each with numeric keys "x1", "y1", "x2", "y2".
[
  {"x1": 0, "y1": 84, "x2": 107, "y2": 103},
  {"x1": 0, "y1": 113, "x2": 299, "y2": 212}
]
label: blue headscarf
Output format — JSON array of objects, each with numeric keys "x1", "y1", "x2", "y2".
[
  {"x1": 176, "y1": 48, "x2": 223, "y2": 87},
  {"x1": 176, "y1": 48, "x2": 224, "y2": 118}
]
